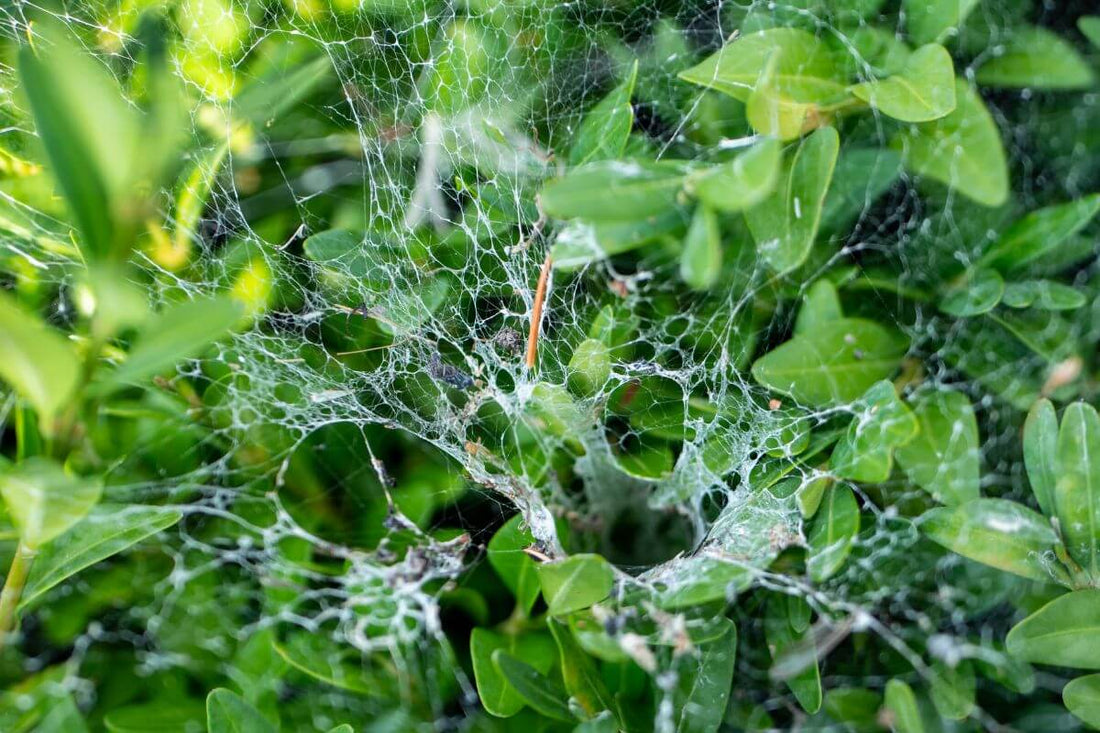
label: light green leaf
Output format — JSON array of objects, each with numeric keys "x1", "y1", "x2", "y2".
[
  {"x1": 569, "y1": 61, "x2": 637, "y2": 166},
  {"x1": 568, "y1": 339, "x2": 613, "y2": 396},
  {"x1": 678, "y1": 28, "x2": 848, "y2": 105},
  {"x1": 830, "y1": 380, "x2": 918, "y2": 482},
  {"x1": 674, "y1": 618, "x2": 737, "y2": 733},
  {"x1": 537, "y1": 554, "x2": 614, "y2": 615},
  {"x1": 680, "y1": 205, "x2": 722, "y2": 291},
  {"x1": 904, "y1": 0, "x2": 981, "y2": 45},
  {"x1": 689, "y1": 138, "x2": 781, "y2": 213},
  {"x1": 471, "y1": 628, "x2": 556, "y2": 717},
  {"x1": 976, "y1": 26, "x2": 1096, "y2": 90},
  {"x1": 206, "y1": 688, "x2": 275, "y2": 733},
  {"x1": 1024, "y1": 398, "x2": 1058, "y2": 517},
  {"x1": 751, "y1": 317, "x2": 908, "y2": 407},
  {"x1": 0, "y1": 458, "x2": 101, "y2": 551},
  {"x1": 851, "y1": 44, "x2": 956, "y2": 122},
  {"x1": 930, "y1": 660, "x2": 974, "y2": 720},
  {"x1": 794, "y1": 280, "x2": 843, "y2": 336},
  {"x1": 745, "y1": 51, "x2": 817, "y2": 140},
  {"x1": 1002, "y1": 281, "x2": 1087, "y2": 311},
  {"x1": 487, "y1": 515, "x2": 541, "y2": 615},
  {"x1": 95, "y1": 297, "x2": 243, "y2": 393},
  {"x1": 491, "y1": 651, "x2": 574, "y2": 722},
  {"x1": 807, "y1": 485, "x2": 860, "y2": 582},
  {"x1": 1081, "y1": 17, "x2": 1100, "y2": 49},
  {"x1": 884, "y1": 679, "x2": 925, "y2": 733},
  {"x1": 1006, "y1": 589, "x2": 1100, "y2": 669},
  {"x1": 21, "y1": 505, "x2": 182, "y2": 608},
  {"x1": 1064, "y1": 674, "x2": 1100, "y2": 729},
  {"x1": 745, "y1": 126, "x2": 839, "y2": 272},
  {"x1": 939, "y1": 268, "x2": 1005, "y2": 317},
  {"x1": 0, "y1": 293, "x2": 80, "y2": 434},
  {"x1": 540, "y1": 160, "x2": 688, "y2": 222},
  {"x1": 1055, "y1": 402, "x2": 1100, "y2": 576},
  {"x1": 980, "y1": 195, "x2": 1100, "y2": 272},
  {"x1": 920, "y1": 499, "x2": 1068, "y2": 585},
  {"x1": 892, "y1": 80, "x2": 1008, "y2": 207},
  {"x1": 549, "y1": 619, "x2": 617, "y2": 719},
  {"x1": 895, "y1": 388, "x2": 980, "y2": 506}
]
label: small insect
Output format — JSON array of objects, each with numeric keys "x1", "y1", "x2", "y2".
[
  {"x1": 492, "y1": 327, "x2": 524, "y2": 355},
  {"x1": 429, "y1": 352, "x2": 475, "y2": 390}
]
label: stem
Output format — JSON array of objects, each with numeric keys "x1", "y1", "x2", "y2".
[
  {"x1": 0, "y1": 541, "x2": 36, "y2": 651},
  {"x1": 525, "y1": 253, "x2": 553, "y2": 371}
]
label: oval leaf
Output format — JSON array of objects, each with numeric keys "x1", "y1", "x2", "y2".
[
  {"x1": 1064, "y1": 674, "x2": 1100, "y2": 729},
  {"x1": 1006, "y1": 589, "x2": 1100, "y2": 669},
  {"x1": 895, "y1": 388, "x2": 980, "y2": 506},
  {"x1": 851, "y1": 44, "x2": 956, "y2": 122},
  {"x1": 537, "y1": 554, "x2": 614, "y2": 616}
]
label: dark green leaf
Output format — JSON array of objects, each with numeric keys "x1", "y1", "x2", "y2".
[
  {"x1": 1056, "y1": 402, "x2": 1100, "y2": 576},
  {"x1": 807, "y1": 485, "x2": 860, "y2": 582},
  {"x1": 549, "y1": 619, "x2": 617, "y2": 719},
  {"x1": 1002, "y1": 281, "x2": 1087, "y2": 311},
  {"x1": 904, "y1": 0, "x2": 980, "y2": 45},
  {"x1": 471, "y1": 628, "x2": 556, "y2": 717},
  {"x1": 674, "y1": 618, "x2": 736, "y2": 733},
  {"x1": 939, "y1": 268, "x2": 1005, "y2": 317},
  {"x1": 492, "y1": 651, "x2": 574, "y2": 723},
  {"x1": 819, "y1": 148, "x2": 902, "y2": 234},
  {"x1": 487, "y1": 515, "x2": 542, "y2": 615},
  {"x1": 980, "y1": 195, "x2": 1100, "y2": 272},
  {"x1": 930, "y1": 660, "x2": 974, "y2": 720},
  {"x1": 765, "y1": 595, "x2": 821, "y2": 713},
  {"x1": 884, "y1": 679, "x2": 925, "y2": 733},
  {"x1": 570, "y1": 61, "x2": 638, "y2": 166},
  {"x1": 1024, "y1": 398, "x2": 1058, "y2": 517},
  {"x1": 1081, "y1": 17, "x2": 1100, "y2": 49},
  {"x1": 794, "y1": 280, "x2": 843, "y2": 336}
]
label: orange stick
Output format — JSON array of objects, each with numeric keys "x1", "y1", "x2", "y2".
[{"x1": 525, "y1": 253, "x2": 553, "y2": 370}]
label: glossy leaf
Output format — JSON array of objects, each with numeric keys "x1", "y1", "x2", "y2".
[
  {"x1": 920, "y1": 499, "x2": 1067, "y2": 585},
  {"x1": 938, "y1": 268, "x2": 1005, "y2": 317},
  {"x1": 751, "y1": 317, "x2": 908, "y2": 407},
  {"x1": 206, "y1": 688, "x2": 275, "y2": 733},
  {"x1": 537, "y1": 554, "x2": 614, "y2": 616},
  {"x1": 1055, "y1": 402, "x2": 1100, "y2": 575},
  {"x1": 0, "y1": 458, "x2": 101, "y2": 550},
  {"x1": 1006, "y1": 589, "x2": 1100, "y2": 669},
  {"x1": 569, "y1": 61, "x2": 638, "y2": 166},
  {"x1": 21, "y1": 505, "x2": 183, "y2": 608},
  {"x1": 851, "y1": 44, "x2": 956, "y2": 122},
  {"x1": 1024, "y1": 398, "x2": 1058, "y2": 517},
  {"x1": 492, "y1": 651, "x2": 574, "y2": 722},
  {"x1": 807, "y1": 485, "x2": 860, "y2": 582},
  {"x1": 980, "y1": 195, "x2": 1100, "y2": 272},
  {"x1": 549, "y1": 619, "x2": 616, "y2": 718},
  {"x1": 892, "y1": 80, "x2": 1008, "y2": 207},
  {"x1": 745, "y1": 126, "x2": 839, "y2": 273},
  {"x1": 680, "y1": 205, "x2": 721, "y2": 291},
  {"x1": 1064, "y1": 674, "x2": 1100, "y2": 729},
  {"x1": 674, "y1": 618, "x2": 736, "y2": 733},
  {"x1": 487, "y1": 515, "x2": 541, "y2": 615},
  {"x1": 0, "y1": 293, "x2": 80, "y2": 434},
  {"x1": 884, "y1": 679, "x2": 925, "y2": 733},
  {"x1": 1002, "y1": 281, "x2": 1086, "y2": 310},
  {"x1": 689, "y1": 138, "x2": 781, "y2": 212},
  {"x1": 794, "y1": 280, "x2": 843, "y2": 336},
  {"x1": 471, "y1": 628, "x2": 556, "y2": 717},
  {"x1": 895, "y1": 389, "x2": 980, "y2": 506},
  {"x1": 540, "y1": 160, "x2": 688, "y2": 222},
  {"x1": 830, "y1": 380, "x2": 918, "y2": 482},
  {"x1": 904, "y1": 0, "x2": 980, "y2": 45},
  {"x1": 976, "y1": 26, "x2": 1096, "y2": 90}
]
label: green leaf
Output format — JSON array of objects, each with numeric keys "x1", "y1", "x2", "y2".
[
  {"x1": 1024, "y1": 398, "x2": 1058, "y2": 517},
  {"x1": 1055, "y1": 402, "x2": 1100, "y2": 576},
  {"x1": 980, "y1": 195, "x2": 1100, "y2": 272},
  {"x1": 549, "y1": 619, "x2": 617, "y2": 719},
  {"x1": 765, "y1": 594, "x2": 822, "y2": 713},
  {"x1": 487, "y1": 515, "x2": 541, "y2": 615},
  {"x1": 21, "y1": 505, "x2": 182, "y2": 608},
  {"x1": 678, "y1": 28, "x2": 848, "y2": 106},
  {"x1": 234, "y1": 53, "x2": 333, "y2": 126},
  {"x1": 930, "y1": 660, "x2": 974, "y2": 720},
  {"x1": 674, "y1": 618, "x2": 737, "y2": 733},
  {"x1": 103, "y1": 702, "x2": 210, "y2": 733},
  {"x1": 751, "y1": 317, "x2": 908, "y2": 407},
  {"x1": 819, "y1": 147, "x2": 903, "y2": 234},
  {"x1": 807, "y1": 485, "x2": 860, "y2": 582},
  {"x1": 271, "y1": 635, "x2": 384, "y2": 697},
  {"x1": 491, "y1": 651, "x2": 574, "y2": 722},
  {"x1": 206, "y1": 688, "x2": 275, "y2": 733},
  {"x1": 794, "y1": 280, "x2": 843, "y2": 336},
  {"x1": 540, "y1": 160, "x2": 688, "y2": 222},
  {"x1": 904, "y1": 0, "x2": 980, "y2": 45},
  {"x1": 892, "y1": 80, "x2": 1008, "y2": 207},
  {"x1": 745, "y1": 52, "x2": 817, "y2": 140},
  {"x1": 976, "y1": 26, "x2": 1096, "y2": 90},
  {"x1": 537, "y1": 554, "x2": 614, "y2": 615},
  {"x1": 939, "y1": 268, "x2": 1005, "y2": 317},
  {"x1": 471, "y1": 628, "x2": 556, "y2": 717},
  {"x1": 95, "y1": 297, "x2": 243, "y2": 393},
  {"x1": 689, "y1": 138, "x2": 781, "y2": 213},
  {"x1": 745, "y1": 126, "x2": 840, "y2": 273},
  {"x1": 884, "y1": 679, "x2": 925, "y2": 733},
  {"x1": 920, "y1": 499, "x2": 1068, "y2": 585},
  {"x1": 895, "y1": 388, "x2": 980, "y2": 506},
  {"x1": 0, "y1": 458, "x2": 101, "y2": 550},
  {"x1": 34, "y1": 694, "x2": 87, "y2": 733},
  {"x1": 568, "y1": 339, "x2": 613, "y2": 396},
  {"x1": 1002, "y1": 281, "x2": 1087, "y2": 311},
  {"x1": 18, "y1": 30, "x2": 139, "y2": 261},
  {"x1": 1006, "y1": 589, "x2": 1100, "y2": 669},
  {"x1": 830, "y1": 380, "x2": 919, "y2": 482},
  {"x1": 0, "y1": 293, "x2": 80, "y2": 434},
  {"x1": 680, "y1": 205, "x2": 722, "y2": 291},
  {"x1": 850, "y1": 44, "x2": 956, "y2": 122},
  {"x1": 1081, "y1": 17, "x2": 1100, "y2": 49},
  {"x1": 569, "y1": 61, "x2": 637, "y2": 166},
  {"x1": 1064, "y1": 674, "x2": 1100, "y2": 729}
]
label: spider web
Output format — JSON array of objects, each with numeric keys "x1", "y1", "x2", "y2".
[{"x1": 0, "y1": 0, "x2": 1097, "y2": 729}]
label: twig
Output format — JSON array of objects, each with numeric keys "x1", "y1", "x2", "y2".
[
  {"x1": 525, "y1": 253, "x2": 553, "y2": 370},
  {"x1": 0, "y1": 542, "x2": 35, "y2": 651}
]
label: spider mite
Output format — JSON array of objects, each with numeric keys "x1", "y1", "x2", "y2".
[{"x1": 429, "y1": 352, "x2": 475, "y2": 390}]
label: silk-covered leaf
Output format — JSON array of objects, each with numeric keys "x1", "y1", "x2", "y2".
[
  {"x1": 850, "y1": 44, "x2": 956, "y2": 122},
  {"x1": 1002, "y1": 281, "x2": 1086, "y2": 311},
  {"x1": 938, "y1": 268, "x2": 1004, "y2": 317},
  {"x1": 980, "y1": 195, "x2": 1100, "y2": 273},
  {"x1": 807, "y1": 485, "x2": 860, "y2": 582},
  {"x1": 830, "y1": 380, "x2": 918, "y2": 482},
  {"x1": 487, "y1": 515, "x2": 541, "y2": 615},
  {"x1": 895, "y1": 388, "x2": 980, "y2": 506},
  {"x1": 537, "y1": 554, "x2": 614, "y2": 615},
  {"x1": 680, "y1": 205, "x2": 721, "y2": 291},
  {"x1": 0, "y1": 458, "x2": 101, "y2": 550},
  {"x1": 569, "y1": 61, "x2": 638, "y2": 166},
  {"x1": 689, "y1": 138, "x2": 781, "y2": 212},
  {"x1": 540, "y1": 160, "x2": 688, "y2": 222}
]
